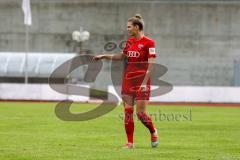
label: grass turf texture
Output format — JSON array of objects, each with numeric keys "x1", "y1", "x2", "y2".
[{"x1": 0, "y1": 102, "x2": 240, "y2": 160}]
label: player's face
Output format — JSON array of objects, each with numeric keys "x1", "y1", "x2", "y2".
[{"x1": 127, "y1": 21, "x2": 139, "y2": 37}]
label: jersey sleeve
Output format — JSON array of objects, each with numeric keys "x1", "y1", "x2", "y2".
[{"x1": 148, "y1": 40, "x2": 156, "y2": 59}]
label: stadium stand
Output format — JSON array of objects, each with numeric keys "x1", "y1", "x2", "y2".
[{"x1": 0, "y1": 53, "x2": 77, "y2": 82}]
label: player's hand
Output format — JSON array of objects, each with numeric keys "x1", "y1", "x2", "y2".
[
  {"x1": 138, "y1": 85, "x2": 148, "y2": 92},
  {"x1": 92, "y1": 55, "x2": 105, "y2": 61}
]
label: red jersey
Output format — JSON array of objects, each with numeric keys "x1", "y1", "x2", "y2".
[
  {"x1": 123, "y1": 36, "x2": 156, "y2": 61},
  {"x1": 121, "y1": 36, "x2": 156, "y2": 99}
]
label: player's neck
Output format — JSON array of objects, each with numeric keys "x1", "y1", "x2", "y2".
[{"x1": 134, "y1": 32, "x2": 144, "y2": 41}]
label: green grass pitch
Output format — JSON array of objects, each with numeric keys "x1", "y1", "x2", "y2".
[{"x1": 0, "y1": 102, "x2": 240, "y2": 160}]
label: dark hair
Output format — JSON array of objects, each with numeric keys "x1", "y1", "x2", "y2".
[{"x1": 128, "y1": 14, "x2": 144, "y2": 31}]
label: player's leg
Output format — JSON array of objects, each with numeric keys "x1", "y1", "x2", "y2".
[
  {"x1": 122, "y1": 94, "x2": 135, "y2": 149},
  {"x1": 136, "y1": 100, "x2": 155, "y2": 133},
  {"x1": 136, "y1": 100, "x2": 158, "y2": 148}
]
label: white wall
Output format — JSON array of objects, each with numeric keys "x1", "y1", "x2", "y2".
[
  {"x1": 0, "y1": 83, "x2": 89, "y2": 102},
  {"x1": 108, "y1": 86, "x2": 240, "y2": 103},
  {"x1": 0, "y1": 83, "x2": 239, "y2": 103}
]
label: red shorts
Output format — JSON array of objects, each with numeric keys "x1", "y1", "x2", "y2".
[
  {"x1": 121, "y1": 76, "x2": 151, "y2": 100},
  {"x1": 121, "y1": 87, "x2": 151, "y2": 100}
]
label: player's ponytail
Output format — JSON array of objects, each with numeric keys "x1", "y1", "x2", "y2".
[
  {"x1": 135, "y1": 14, "x2": 142, "y2": 19},
  {"x1": 128, "y1": 14, "x2": 144, "y2": 31}
]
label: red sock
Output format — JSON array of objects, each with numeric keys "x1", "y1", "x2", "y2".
[
  {"x1": 137, "y1": 112, "x2": 155, "y2": 134},
  {"x1": 124, "y1": 107, "x2": 134, "y2": 144}
]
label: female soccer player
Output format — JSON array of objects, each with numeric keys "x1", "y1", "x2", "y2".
[{"x1": 93, "y1": 14, "x2": 158, "y2": 149}]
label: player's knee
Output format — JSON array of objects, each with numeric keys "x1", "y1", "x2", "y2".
[{"x1": 122, "y1": 95, "x2": 134, "y2": 105}]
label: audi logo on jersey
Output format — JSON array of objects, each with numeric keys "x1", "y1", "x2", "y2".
[{"x1": 127, "y1": 51, "x2": 140, "y2": 58}]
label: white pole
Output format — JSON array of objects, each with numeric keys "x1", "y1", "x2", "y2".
[
  {"x1": 24, "y1": 25, "x2": 29, "y2": 84},
  {"x1": 22, "y1": 0, "x2": 32, "y2": 84}
]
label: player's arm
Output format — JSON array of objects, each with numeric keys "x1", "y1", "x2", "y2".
[
  {"x1": 92, "y1": 52, "x2": 126, "y2": 61},
  {"x1": 140, "y1": 58, "x2": 155, "y2": 89},
  {"x1": 140, "y1": 41, "x2": 156, "y2": 90},
  {"x1": 93, "y1": 39, "x2": 130, "y2": 61}
]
